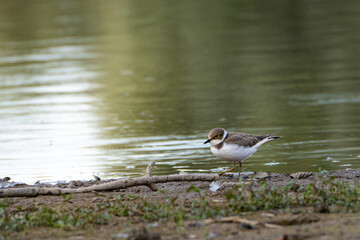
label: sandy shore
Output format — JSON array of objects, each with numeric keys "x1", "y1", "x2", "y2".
[{"x1": 1, "y1": 168, "x2": 360, "y2": 240}]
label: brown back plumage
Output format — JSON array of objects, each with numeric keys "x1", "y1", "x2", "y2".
[
  {"x1": 213, "y1": 132, "x2": 280, "y2": 150},
  {"x1": 226, "y1": 133, "x2": 267, "y2": 146}
]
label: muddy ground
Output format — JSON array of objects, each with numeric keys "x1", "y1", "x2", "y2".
[{"x1": 1, "y1": 169, "x2": 360, "y2": 240}]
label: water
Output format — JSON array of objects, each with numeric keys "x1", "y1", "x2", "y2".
[{"x1": 1, "y1": 0, "x2": 360, "y2": 184}]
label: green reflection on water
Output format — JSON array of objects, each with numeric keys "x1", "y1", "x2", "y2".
[{"x1": 0, "y1": 0, "x2": 360, "y2": 183}]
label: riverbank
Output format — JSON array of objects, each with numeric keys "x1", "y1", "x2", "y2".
[{"x1": 1, "y1": 169, "x2": 360, "y2": 239}]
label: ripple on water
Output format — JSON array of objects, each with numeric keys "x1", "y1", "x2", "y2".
[{"x1": 290, "y1": 94, "x2": 360, "y2": 106}]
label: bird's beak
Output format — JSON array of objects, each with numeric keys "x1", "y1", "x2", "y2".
[{"x1": 204, "y1": 139, "x2": 211, "y2": 144}]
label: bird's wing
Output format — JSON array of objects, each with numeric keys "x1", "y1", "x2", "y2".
[{"x1": 227, "y1": 133, "x2": 267, "y2": 147}]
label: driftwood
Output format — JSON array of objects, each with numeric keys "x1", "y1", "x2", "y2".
[
  {"x1": 204, "y1": 216, "x2": 282, "y2": 229},
  {"x1": 0, "y1": 162, "x2": 219, "y2": 198},
  {"x1": 290, "y1": 172, "x2": 313, "y2": 179}
]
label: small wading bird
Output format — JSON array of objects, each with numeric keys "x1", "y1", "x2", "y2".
[{"x1": 204, "y1": 128, "x2": 281, "y2": 179}]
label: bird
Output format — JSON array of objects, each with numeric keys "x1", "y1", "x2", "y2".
[{"x1": 204, "y1": 128, "x2": 281, "y2": 179}]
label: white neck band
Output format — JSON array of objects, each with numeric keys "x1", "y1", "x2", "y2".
[{"x1": 212, "y1": 130, "x2": 228, "y2": 145}]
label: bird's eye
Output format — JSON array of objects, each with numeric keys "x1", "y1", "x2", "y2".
[{"x1": 215, "y1": 135, "x2": 219, "y2": 138}]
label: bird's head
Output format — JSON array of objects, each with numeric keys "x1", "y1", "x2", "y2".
[{"x1": 204, "y1": 128, "x2": 228, "y2": 145}]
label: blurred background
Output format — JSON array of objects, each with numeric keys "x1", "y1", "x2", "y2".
[{"x1": 0, "y1": 0, "x2": 360, "y2": 184}]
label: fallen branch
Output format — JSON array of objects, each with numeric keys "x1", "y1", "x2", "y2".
[
  {"x1": 204, "y1": 216, "x2": 282, "y2": 229},
  {"x1": 0, "y1": 162, "x2": 219, "y2": 198}
]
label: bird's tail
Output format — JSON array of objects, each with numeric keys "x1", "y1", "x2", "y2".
[
  {"x1": 268, "y1": 134, "x2": 282, "y2": 140},
  {"x1": 254, "y1": 134, "x2": 282, "y2": 148}
]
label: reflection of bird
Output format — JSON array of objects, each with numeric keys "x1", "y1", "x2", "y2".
[{"x1": 204, "y1": 128, "x2": 281, "y2": 179}]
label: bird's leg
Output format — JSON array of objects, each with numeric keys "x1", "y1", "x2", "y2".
[
  {"x1": 238, "y1": 162, "x2": 242, "y2": 180},
  {"x1": 219, "y1": 162, "x2": 236, "y2": 176}
]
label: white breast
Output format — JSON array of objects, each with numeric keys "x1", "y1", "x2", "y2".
[{"x1": 211, "y1": 143, "x2": 258, "y2": 162}]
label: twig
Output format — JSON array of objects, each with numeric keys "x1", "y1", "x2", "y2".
[
  {"x1": 144, "y1": 161, "x2": 157, "y2": 190},
  {"x1": 204, "y1": 216, "x2": 282, "y2": 229}
]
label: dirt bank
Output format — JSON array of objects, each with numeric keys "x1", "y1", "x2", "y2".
[{"x1": 1, "y1": 169, "x2": 360, "y2": 240}]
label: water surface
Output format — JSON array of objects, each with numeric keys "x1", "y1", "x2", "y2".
[{"x1": 1, "y1": 0, "x2": 360, "y2": 183}]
